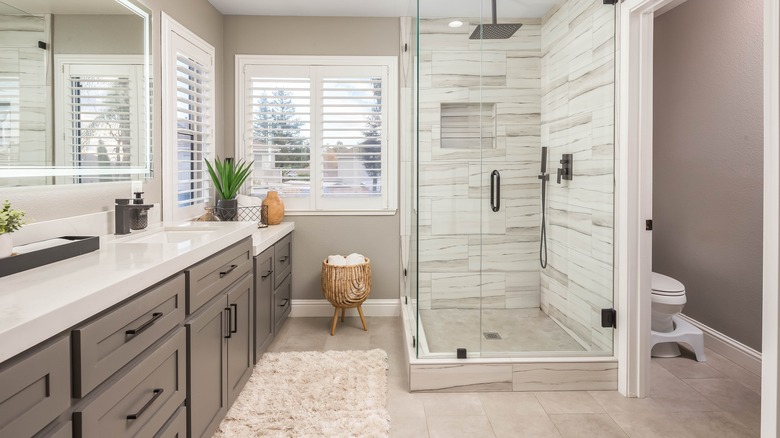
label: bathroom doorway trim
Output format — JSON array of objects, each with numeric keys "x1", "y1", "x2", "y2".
[{"x1": 618, "y1": 0, "x2": 780, "y2": 434}]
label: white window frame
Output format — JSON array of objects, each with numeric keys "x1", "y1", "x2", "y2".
[
  {"x1": 53, "y1": 54, "x2": 147, "y2": 182},
  {"x1": 236, "y1": 55, "x2": 398, "y2": 215},
  {"x1": 162, "y1": 13, "x2": 216, "y2": 222}
]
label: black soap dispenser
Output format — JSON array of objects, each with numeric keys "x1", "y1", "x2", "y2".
[{"x1": 130, "y1": 192, "x2": 148, "y2": 230}]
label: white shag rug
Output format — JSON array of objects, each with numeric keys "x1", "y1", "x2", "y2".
[{"x1": 214, "y1": 349, "x2": 390, "y2": 438}]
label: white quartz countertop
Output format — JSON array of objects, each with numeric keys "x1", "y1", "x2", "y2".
[{"x1": 0, "y1": 220, "x2": 292, "y2": 363}]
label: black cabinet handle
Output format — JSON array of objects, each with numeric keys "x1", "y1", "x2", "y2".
[
  {"x1": 127, "y1": 388, "x2": 163, "y2": 420},
  {"x1": 490, "y1": 170, "x2": 501, "y2": 212},
  {"x1": 230, "y1": 303, "x2": 238, "y2": 334},
  {"x1": 219, "y1": 264, "x2": 238, "y2": 278},
  {"x1": 279, "y1": 256, "x2": 289, "y2": 263},
  {"x1": 261, "y1": 270, "x2": 273, "y2": 279},
  {"x1": 279, "y1": 299, "x2": 289, "y2": 308},
  {"x1": 224, "y1": 307, "x2": 232, "y2": 339},
  {"x1": 125, "y1": 312, "x2": 163, "y2": 338}
]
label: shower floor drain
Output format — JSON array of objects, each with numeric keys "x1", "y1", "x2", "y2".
[{"x1": 483, "y1": 331, "x2": 502, "y2": 340}]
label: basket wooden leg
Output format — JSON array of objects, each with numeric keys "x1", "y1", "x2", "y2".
[
  {"x1": 331, "y1": 307, "x2": 339, "y2": 336},
  {"x1": 341, "y1": 307, "x2": 345, "y2": 322},
  {"x1": 357, "y1": 305, "x2": 367, "y2": 331}
]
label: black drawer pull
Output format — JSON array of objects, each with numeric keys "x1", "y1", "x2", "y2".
[
  {"x1": 261, "y1": 270, "x2": 273, "y2": 279},
  {"x1": 279, "y1": 256, "x2": 289, "y2": 263},
  {"x1": 127, "y1": 388, "x2": 163, "y2": 420},
  {"x1": 219, "y1": 264, "x2": 238, "y2": 278},
  {"x1": 125, "y1": 312, "x2": 163, "y2": 338},
  {"x1": 230, "y1": 303, "x2": 238, "y2": 334},
  {"x1": 279, "y1": 298, "x2": 289, "y2": 308}
]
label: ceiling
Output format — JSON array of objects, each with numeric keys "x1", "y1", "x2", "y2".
[
  {"x1": 206, "y1": 0, "x2": 558, "y2": 18},
  {"x1": 1, "y1": 0, "x2": 131, "y2": 15}
]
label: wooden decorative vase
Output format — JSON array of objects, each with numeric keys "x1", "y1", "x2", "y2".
[{"x1": 262, "y1": 191, "x2": 285, "y2": 225}]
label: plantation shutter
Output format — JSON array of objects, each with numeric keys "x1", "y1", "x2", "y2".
[
  {"x1": 61, "y1": 64, "x2": 142, "y2": 182},
  {"x1": 317, "y1": 65, "x2": 387, "y2": 210},
  {"x1": 174, "y1": 44, "x2": 213, "y2": 209},
  {"x1": 243, "y1": 65, "x2": 312, "y2": 210}
]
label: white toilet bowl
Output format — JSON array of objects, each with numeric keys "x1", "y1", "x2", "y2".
[{"x1": 650, "y1": 272, "x2": 706, "y2": 361}]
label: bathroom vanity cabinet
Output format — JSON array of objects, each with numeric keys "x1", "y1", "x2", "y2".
[{"x1": 0, "y1": 222, "x2": 294, "y2": 438}]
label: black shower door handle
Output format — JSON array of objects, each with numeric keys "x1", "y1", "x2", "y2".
[{"x1": 490, "y1": 170, "x2": 501, "y2": 212}]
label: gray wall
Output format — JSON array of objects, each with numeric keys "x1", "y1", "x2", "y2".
[
  {"x1": 653, "y1": 0, "x2": 763, "y2": 350},
  {"x1": 222, "y1": 16, "x2": 401, "y2": 301},
  {"x1": 53, "y1": 15, "x2": 143, "y2": 54},
  {"x1": 1, "y1": 0, "x2": 224, "y2": 222}
]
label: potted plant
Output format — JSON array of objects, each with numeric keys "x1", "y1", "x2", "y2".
[
  {"x1": 204, "y1": 156, "x2": 253, "y2": 221},
  {"x1": 0, "y1": 200, "x2": 25, "y2": 258}
]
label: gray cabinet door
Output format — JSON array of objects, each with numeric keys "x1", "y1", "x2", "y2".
[
  {"x1": 74, "y1": 328, "x2": 186, "y2": 438},
  {"x1": 226, "y1": 275, "x2": 254, "y2": 407},
  {"x1": 273, "y1": 273, "x2": 292, "y2": 335},
  {"x1": 254, "y1": 247, "x2": 274, "y2": 363},
  {"x1": 273, "y1": 233, "x2": 292, "y2": 287},
  {"x1": 186, "y1": 296, "x2": 228, "y2": 438},
  {"x1": 0, "y1": 336, "x2": 70, "y2": 438}
]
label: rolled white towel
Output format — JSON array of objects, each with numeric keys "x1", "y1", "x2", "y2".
[
  {"x1": 327, "y1": 255, "x2": 347, "y2": 266},
  {"x1": 237, "y1": 194, "x2": 262, "y2": 207},
  {"x1": 345, "y1": 253, "x2": 365, "y2": 266}
]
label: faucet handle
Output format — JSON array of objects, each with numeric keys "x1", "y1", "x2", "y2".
[{"x1": 116, "y1": 198, "x2": 130, "y2": 205}]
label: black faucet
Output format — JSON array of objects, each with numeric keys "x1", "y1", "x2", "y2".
[{"x1": 115, "y1": 199, "x2": 153, "y2": 235}]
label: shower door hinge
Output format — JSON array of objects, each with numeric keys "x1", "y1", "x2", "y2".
[
  {"x1": 646, "y1": 219, "x2": 653, "y2": 231},
  {"x1": 412, "y1": 336, "x2": 416, "y2": 348},
  {"x1": 457, "y1": 348, "x2": 467, "y2": 359},
  {"x1": 603, "y1": 0, "x2": 618, "y2": 5},
  {"x1": 405, "y1": 296, "x2": 408, "y2": 305},
  {"x1": 601, "y1": 308, "x2": 617, "y2": 328}
]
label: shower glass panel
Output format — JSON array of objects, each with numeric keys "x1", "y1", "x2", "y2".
[{"x1": 416, "y1": 0, "x2": 615, "y2": 359}]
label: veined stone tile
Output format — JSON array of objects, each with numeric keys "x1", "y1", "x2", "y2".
[
  {"x1": 513, "y1": 362, "x2": 617, "y2": 391},
  {"x1": 472, "y1": 87, "x2": 540, "y2": 104},
  {"x1": 431, "y1": 198, "x2": 507, "y2": 236},
  {"x1": 420, "y1": 87, "x2": 470, "y2": 104},
  {"x1": 419, "y1": 236, "x2": 470, "y2": 272},
  {"x1": 410, "y1": 363, "x2": 513, "y2": 392},
  {"x1": 419, "y1": 162, "x2": 469, "y2": 198},
  {"x1": 432, "y1": 51, "x2": 506, "y2": 88},
  {"x1": 505, "y1": 198, "x2": 540, "y2": 233},
  {"x1": 19, "y1": 48, "x2": 45, "y2": 87},
  {"x1": 431, "y1": 273, "x2": 505, "y2": 309},
  {"x1": 470, "y1": 234, "x2": 537, "y2": 272},
  {"x1": 0, "y1": 49, "x2": 18, "y2": 75}
]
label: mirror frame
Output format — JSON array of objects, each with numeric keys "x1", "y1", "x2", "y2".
[{"x1": 0, "y1": 0, "x2": 153, "y2": 180}]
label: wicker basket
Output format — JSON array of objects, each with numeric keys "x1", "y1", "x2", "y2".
[{"x1": 321, "y1": 257, "x2": 372, "y2": 335}]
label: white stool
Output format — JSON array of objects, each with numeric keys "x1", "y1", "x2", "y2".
[{"x1": 650, "y1": 315, "x2": 707, "y2": 362}]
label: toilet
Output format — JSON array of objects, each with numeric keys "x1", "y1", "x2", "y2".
[{"x1": 650, "y1": 272, "x2": 707, "y2": 361}]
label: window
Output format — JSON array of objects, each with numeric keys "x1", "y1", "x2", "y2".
[
  {"x1": 162, "y1": 14, "x2": 215, "y2": 221},
  {"x1": 54, "y1": 56, "x2": 146, "y2": 183},
  {"x1": 237, "y1": 56, "x2": 397, "y2": 214}
]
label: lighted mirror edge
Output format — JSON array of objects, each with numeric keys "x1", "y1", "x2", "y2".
[{"x1": 1, "y1": 166, "x2": 152, "y2": 177}]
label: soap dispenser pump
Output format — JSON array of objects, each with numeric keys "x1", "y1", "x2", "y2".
[{"x1": 130, "y1": 192, "x2": 149, "y2": 230}]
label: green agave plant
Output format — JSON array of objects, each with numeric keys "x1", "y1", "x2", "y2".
[{"x1": 204, "y1": 156, "x2": 254, "y2": 200}]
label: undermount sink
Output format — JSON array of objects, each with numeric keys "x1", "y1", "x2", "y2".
[{"x1": 113, "y1": 226, "x2": 219, "y2": 244}]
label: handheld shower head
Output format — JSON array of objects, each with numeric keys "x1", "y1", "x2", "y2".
[{"x1": 541, "y1": 147, "x2": 548, "y2": 173}]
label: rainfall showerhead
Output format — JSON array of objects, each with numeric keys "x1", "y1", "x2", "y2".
[{"x1": 469, "y1": 0, "x2": 522, "y2": 40}]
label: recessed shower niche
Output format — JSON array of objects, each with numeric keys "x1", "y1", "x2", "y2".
[{"x1": 440, "y1": 103, "x2": 496, "y2": 149}]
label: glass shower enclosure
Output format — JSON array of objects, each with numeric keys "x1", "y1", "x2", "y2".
[{"x1": 407, "y1": 0, "x2": 616, "y2": 360}]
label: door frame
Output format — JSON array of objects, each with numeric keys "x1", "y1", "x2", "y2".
[{"x1": 618, "y1": 0, "x2": 780, "y2": 434}]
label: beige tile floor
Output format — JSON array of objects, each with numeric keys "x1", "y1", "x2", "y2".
[{"x1": 266, "y1": 316, "x2": 761, "y2": 438}]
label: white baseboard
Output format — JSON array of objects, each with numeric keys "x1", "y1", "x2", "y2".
[
  {"x1": 678, "y1": 314, "x2": 762, "y2": 376},
  {"x1": 289, "y1": 299, "x2": 401, "y2": 318}
]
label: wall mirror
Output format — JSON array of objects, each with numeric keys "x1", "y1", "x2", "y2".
[{"x1": 0, "y1": 0, "x2": 152, "y2": 186}]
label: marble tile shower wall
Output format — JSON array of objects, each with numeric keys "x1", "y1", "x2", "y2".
[
  {"x1": 0, "y1": 14, "x2": 48, "y2": 181},
  {"x1": 417, "y1": 18, "x2": 543, "y2": 311},
  {"x1": 539, "y1": 0, "x2": 615, "y2": 352}
]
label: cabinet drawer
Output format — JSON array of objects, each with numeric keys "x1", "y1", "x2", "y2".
[
  {"x1": 254, "y1": 247, "x2": 274, "y2": 363},
  {"x1": 273, "y1": 273, "x2": 292, "y2": 333},
  {"x1": 74, "y1": 328, "x2": 186, "y2": 438},
  {"x1": 273, "y1": 233, "x2": 292, "y2": 287},
  {"x1": 186, "y1": 239, "x2": 252, "y2": 314},
  {"x1": 0, "y1": 337, "x2": 70, "y2": 438},
  {"x1": 153, "y1": 406, "x2": 186, "y2": 438},
  {"x1": 72, "y1": 274, "x2": 185, "y2": 398}
]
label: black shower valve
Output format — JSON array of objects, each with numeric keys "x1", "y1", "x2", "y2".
[{"x1": 557, "y1": 154, "x2": 573, "y2": 184}]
